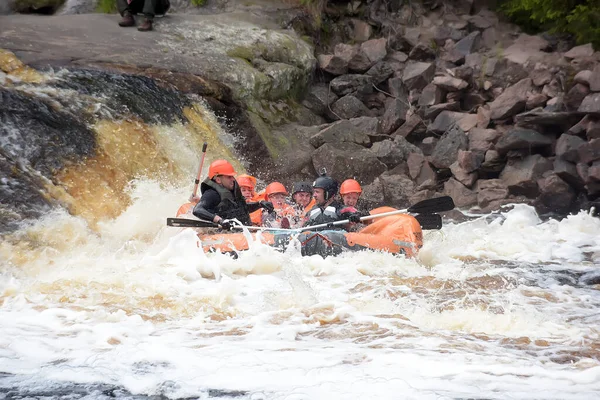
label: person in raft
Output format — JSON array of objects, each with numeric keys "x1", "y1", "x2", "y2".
[
  {"x1": 304, "y1": 174, "x2": 362, "y2": 230},
  {"x1": 261, "y1": 182, "x2": 296, "y2": 229},
  {"x1": 117, "y1": 0, "x2": 170, "y2": 31},
  {"x1": 193, "y1": 160, "x2": 273, "y2": 230},
  {"x1": 339, "y1": 179, "x2": 369, "y2": 231},
  {"x1": 236, "y1": 174, "x2": 263, "y2": 226},
  {"x1": 289, "y1": 181, "x2": 315, "y2": 227}
]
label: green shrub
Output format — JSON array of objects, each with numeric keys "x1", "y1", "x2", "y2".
[
  {"x1": 96, "y1": 0, "x2": 117, "y2": 13},
  {"x1": 191, "y1": 0, "x2": 206, "y2": 6},
  {"x1": 500, "y1": 0, "x2": 600, "y2": 49}
]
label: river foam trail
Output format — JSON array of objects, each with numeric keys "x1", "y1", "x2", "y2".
[{"x1": 1, "y1": 180, "x2": 600, "y2": 399}]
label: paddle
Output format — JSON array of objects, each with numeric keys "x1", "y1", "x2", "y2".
[
  {"x1": 166, "y1": 217, "x2": 296, "y2": 232},
  {"x1": 297, "y1": 196, "x2": 455, "y2": 232},
  {"x1": 414, "y1": 213, "x2": 443, "y2": 230},
  {"x1": 190, "y1": 142, "x2": 208, "y2": 201}
]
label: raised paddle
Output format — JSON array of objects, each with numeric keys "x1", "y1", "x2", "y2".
[
  {"x1": 190, "y1": 142, "x2": 208, "y2": 201},
  {"x1": 297, "y1": 196, "x2": 455, "y2": 232}
]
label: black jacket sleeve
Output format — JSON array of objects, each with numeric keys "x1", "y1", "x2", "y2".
[
  {"x1": 246, "y1": 202, "x2": 262, "y2": 213},
  {"x1": 192, "y1": 189, "x2": 221, "y2": 221}
]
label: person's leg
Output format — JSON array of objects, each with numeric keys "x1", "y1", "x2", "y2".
[
  {"x1": 138, "y1": 0, "x2": 157, "y2": 31},
  {"x1": 117, "y1": 0, "x2": 135, "y2": 27}
]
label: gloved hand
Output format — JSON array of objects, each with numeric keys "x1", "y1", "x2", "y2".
[
  {"x1": 219, "y1": 219, "x2": 235, "y2": 231},
  {"x1": 259, "y1": 200, "x2": 275, "y2": 213},
  {"x1": 348, "y1": 213, "x2": 362, "y2": 223}
]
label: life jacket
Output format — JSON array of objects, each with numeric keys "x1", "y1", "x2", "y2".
[
  {"x1": 305, "y1": 201, "x2": 344, "y2": 229},
  {"x1": 290, "y1": 198, "x2": 316, "y2": 228},
  {"x1": 262, "y1": 202, "x2": 296, "y2": 228},
  {"x1": 250, "y1": 209, "x2": 263, "y2": 226},
  {"x1": 200, "y1": 178, "x2": 251, "y2": 226}
]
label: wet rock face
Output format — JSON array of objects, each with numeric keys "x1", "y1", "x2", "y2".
[{"x1": 13, "y1": 0, "x2": 65, "y2": 14}]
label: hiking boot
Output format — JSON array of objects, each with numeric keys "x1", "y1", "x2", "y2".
[
  {"x1": 118, "y1": 12, "x2": 135, "y2": 27},
  {"x1": 138, "y1": 18, "x2": 153, "y2": 32}
]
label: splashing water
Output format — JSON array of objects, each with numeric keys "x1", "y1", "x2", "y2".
[{"x1": 1, "y1": 181, "x2": 600, "y2": 399}]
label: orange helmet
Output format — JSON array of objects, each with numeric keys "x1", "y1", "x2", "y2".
[
  {"x1": 265, "y1": 182, "x2": 288, "y2": 198},
  {"x1": 340, "y1": 179, "x2": 362, "y2": 195},
  {"x1": 208, "y1": 159, "x2": 236, "y2": 179},
  {"x1": 236, "y1": 174, "x2": 257, "y2": 189}
]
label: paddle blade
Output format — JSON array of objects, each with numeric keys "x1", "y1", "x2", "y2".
[
  {"x1": 415, "y1": 214, "x2": 443, "y2": 230},
  {"x1": 407, "y1": 196, "x2": 455, "y2": 214},
  {"x1": 166, "y1": 217, "x2": 216, "y2": 228}
]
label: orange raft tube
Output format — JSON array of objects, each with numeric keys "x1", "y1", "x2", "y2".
[{"x1": 196, "y1": 212, "x2": 423, "y2": 258}]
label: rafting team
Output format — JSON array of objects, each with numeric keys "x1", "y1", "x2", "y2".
[{"x1": 177, "y1": 159, "x2": 367, "y2": 231}]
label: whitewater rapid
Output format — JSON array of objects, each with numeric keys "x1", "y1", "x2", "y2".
[{"x1": 1, "y1": 180, "x2": 600, "y2": 399}]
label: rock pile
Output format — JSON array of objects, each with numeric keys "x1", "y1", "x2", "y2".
[{"x1": 298, "y1": 7, "x2": 600, "y2": 214}]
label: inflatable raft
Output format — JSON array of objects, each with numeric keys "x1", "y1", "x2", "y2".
[{"x1": 195, "y1": 212, "x2": 423, "y2": 257}]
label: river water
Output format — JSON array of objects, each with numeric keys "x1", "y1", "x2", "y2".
[
  {"x1": 2, "y1": 50, "x2": 600, "y2": 400},
  {"x1": 1, "y1": 184, "x2": 600, "y2": 399}
]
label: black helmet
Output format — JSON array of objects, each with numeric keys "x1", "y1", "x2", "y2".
[
  {"x1": 312, "y1": 175, "x2": 338, "y2": 200},
  {"x1": 292, "y1": 181, "x2": 312, "y2": 196}
]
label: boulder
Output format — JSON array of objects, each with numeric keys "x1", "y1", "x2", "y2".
[
  {"x1": 330, "y1": 95, "x2": 372, "y2": 120},
  {"x1": 494, "y1": 127, "x2": 553, "y2": 155},
  {"x1": 565, "y1": 83, "x2": 590, "y2": 111},
  {"x1": 490, "y1": 78, "x2": 533, "y2": 120},
  {"x1": 450, "y1": 162, "x2": 478, "y2": 187},
  {"x1": 408, "y1": 43, "x2": 436, "y2": 61},
  {"x1": 371, "y1": 140, "x2": 405, "y2": 168},
  {"x1": 394, "y1": 135, "x2": 422, "y2": 159},
  {"x1": 380, "y1": 173, "x2": 416, "y2": 208},
  {"x1": 365, "y1": 61, "x2": 394, "y2": 84},
  {"x1": 458, "y1": 149, "x2": 484, "y2": 172},
  {"x1": 476, "y1": 179, "x2": 509, "y2": 209},
  {"x1": 12, "y1": 0, "x2": 65, "y2": 13},
  {"x1": 302, "y1": 84, "x2": 339, "y2": 116},
  {"x1": 380, "y1": 98, "x2": 410, "y2": 134},
  {"x1": 514, "y1": 110, "x2": 585, "y2": 131},
  {"x1": 469, "y1": 128, "x2": 500, "y2": 153},
  {"x1": 317, "y1": 54, "x2": 348, "y2": 75},
  {"x1": 589, "y1": 160, "x2": 600, "y2": 182},
  {"x1": 330, "y1": 74, "x2": 373, "y2": 96},
  {"x1": 577, "y1": 138, "x2": 600, "y2": 164},
  {"x1": 429, "y1": 111, "x2": 478, "y2": 134},
  {"x1": 588, "y1": 119, "x2": 600, "y2": 140},
  {"x1": 309, "y1": 120, "x2": 370, "y2": 148},
  {"x1": 500, "y1": 154, "x2": 553, "y2": 197},
  {"x1": 503, "y1": 34, "x2": 550, "y2": 65},
  {"x1": 564, "y1": 43, "x2": 595, "y2": 60},
  {"x1": 578, "y1": 93, "x2": 600, "y2": 114},
  {"x1": 402, "y1": 62, "x2": 435, "y2": 91},
  {"x1": 477, "y1": 106, "x2": 491, "y2": 128},
  {"x1": 526, "y1": 93, "x2": 548, "y2": 110},
  {"x1": 360, "y1": 178, "x2": 385, "y2": 210},
  {"x1": 554, "y1": 158, "x2": 585, "y2": 190},
  {"x1": 433, "y1": 76, "x2": 468, "y2": 91},
  {"x1": 430, "y1": 125, "x2": 469, "y2": 169},
  {"x1": 393, "y1": 113, "x2": 421, "y2": 138},
  {"x1": 361, "y1": 38, "x2": 388, "y2": 64},
  {"x1": 348, "y1": 116, "x2": 381, "y2": 139},
  {"x1": 574, "y1": 70, "x2": 593, "y2": 87},
  {"x1": 530, "y1": 69, "x2": 553, "y2": 87},
  {"x1": 463, "y1": 93, "x2": 487, "y2": 111},
  {"x1": 334, "y1": 44, "x2": 373, "y2": 73},
  {"x1": 407, "y1": 152, "x2": 436, "y2": 186},
  {"x1": 422, "y1": 102, "x2": 461, "y2": 120},
  {"x1": 311, "y1": 142, "x2": 387, "y2": 185},
  {"x1": 589, "y1": 65, "x2": 600, "y2": 92},
  {"x1": 535, "y1": 174, "x2": 576, "y2": 215},
  {"x1": 480, "y1": 149, "x2": 504, "y2": 173},
  {"x1": 433, "y1": 26, "x2": 465, "y2": 46},
  {"x1": 421, "y1": 137, "x2": 438, "y2": 156},
  {"x1": 555, "y1": 134, "x2": 586, "y2": 163},
  {"x1": 454, "y1": 32, "x2": 481, "y2": 56},
  {"x1": 418, "y1": 83, "x2": 445, "y2": 106},
  {"x1": 444, "y1": 178, "x2": 478, "y2": 208},
  {"x1": 349, "y1": 19, "x2": 372, "y2": 42}
]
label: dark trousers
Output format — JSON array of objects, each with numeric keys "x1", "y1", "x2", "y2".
[{"x1": 117, "y1": 0, "x2": 168, "y2": 18}]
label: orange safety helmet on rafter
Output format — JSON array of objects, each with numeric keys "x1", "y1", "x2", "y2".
[
  {"x1": 340, "y1": 179, "x2": 362, "y2": 195},
  {"x1": 236, "y1": 174, "x2": 257, "y2": 189},
  {"x1": 208, "y1": 159, "x2": 236, "y2": 179},
  {"x1": 265, "y1": 182, "x2": 288, "y2": 198}
]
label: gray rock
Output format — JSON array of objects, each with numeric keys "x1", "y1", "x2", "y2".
[
  {"x1": 330, "y1": 95, "x2": 371, "y2": 120},
  {"x1": 458, "y1": 149, "x2": 484, "y2": 172},
  {"x1": 588, "y1": 119, "x2": 600, "y2": 140},
  {"x1": 578, "y1": 93, "x2": 600, "y2": 114},
  {"x1": 348, "y1": 116, "x2": 381, "y2": 137},
  {"x1": 490, "y1": 78, "x2": 533, "y2": 120},
  {"x1": 361, "y1": 38, "x2": 388, "y2": 64},
  {"x1": 564, "y1": 43, "x2": 595, "y2": 59},
  {"x1": 433, "y1": 26, "x2": 465, "y2": 46},
  {"x1": 454, "y1": 31, "x2": 481, "y2": 56},
  {"x1": 555, "y1": 134, "x2": 586, "y2": 163},
  {"x1": 422, "y1": 102, "x2": 461, "y2": 120},
  {"x1": 429, "y1": 111, "x2": 477, "y2": 134},
  {"x1": 430, "y1": 125, "x2": 469, "y2": 169},
  {"x1": 535, "y1": 174, "x2": 576, "y2": 214},
  {"x1": 450, "y1": 162, "x2": 478, "y2": 188},
  {"x1": 365, "y1": 61, "x2": 394, "y2": 84},
  {"x1": 380, "y1": 98, "x2": 410, "y2": 134},
  {"x1": 469, "y1": 128, "x2": 500, "y2": 153},
  {"x1": 418, "y1": 83, "x2": 445, "y2": 106},
  {"x1": 554, "y1": 158, "x2": 585, "y2": 190},
  {"x1": 402, "y1": 62, "x2": 435, "y2": 91},
  {"x1": 302, "y1": 84, "x2": 338, "y2": 116},
  {"x1": 394, "y1": 135, "x2": 422, "y2": 159},
  {"x1": 577, "y1": 139, "x2": 600, "y2": 164},
  {"x1": 590, "y1": 65, "x2": 600, "y2": 92},
  {"x1": 463, "y1": 93, "x2": 487, "y2": 111},
  {"x1": 494, "y1": 127, "x2": 553, "y2": 155},
  {"x1": 444, "y1": 178, "x2": 478, "y2": 208},
  {"x1": 500, "y1": 154, "x2": 553, "y2": 197},
  {"x1": 380, "y1": 173, "x2": 416, "y2": 208},
  {"x1": 407, "y1": 152, "x2": 436, "y2": 185},
  {"x1": 530, "y1": 69, "x2": 553, "y2": 87},
  {"x1": 371, "y1": 140, "x2": 405, "y2": 168},
  {"x1": 309, "y1": 119, "x2": 371, "y2": 148},
  {"x1": 349, "y1": 18, "x2": 372, "y2": 42},
  {"x1": 330, "y1": 74, "x2": 373, "y2": 96},
  {"x1": 574, "y1": 70, "x2": 593, "y2": 87},
  {"x1": 311, "y1": 142, "x2": 387, "y2": 185},
  {"x1": 433, "y1": 76, "x2": 468, "y2": 91},
  {"x1": 476, "y1": 179, "x2": 509, "y2": 209},
  {"x1": 480, "y1": 149, "x2": 504, "y2": 172},
  {"x1": 421, "y1": 136, "x2": 438, "y2": 156},
  {"x1": 514, "y1": 110, "x2": 585, "y2": 131},
  {"x1": 317, "y1": 54, "x2": 348, "y2": 75},
  {"x1": 393, "y1": 113, "x2": 422, "y2": 138},
  {"x1": 408, "y1": 43, "x2": 436, "y2": 61}
]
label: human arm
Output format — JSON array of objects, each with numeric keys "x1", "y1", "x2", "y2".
[{"x1": 192, "y1": 190, "x2": 223, "y2": 223}]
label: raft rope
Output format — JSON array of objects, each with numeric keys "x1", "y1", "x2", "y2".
[{"x1": 300, "y1": 232, "x2": 335, "y2": 248}]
